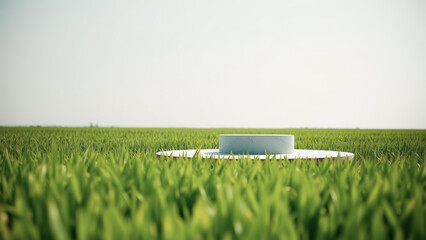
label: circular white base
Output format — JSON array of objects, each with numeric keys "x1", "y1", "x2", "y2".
[{"x1": 156, "y1": 149, "x2": 354, "y2": 161}]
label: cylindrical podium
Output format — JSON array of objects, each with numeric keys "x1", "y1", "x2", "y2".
[
  {"x1": 219, "y1": 134, "x2": 294, "y2": 155},
  {"x1": 157, "y1": 133, "x2": 354, "y2": 161}
]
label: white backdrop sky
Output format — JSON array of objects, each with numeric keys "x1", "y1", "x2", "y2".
[{"x1": 0, "y1": 0, "x2": 425, "y2": 128}]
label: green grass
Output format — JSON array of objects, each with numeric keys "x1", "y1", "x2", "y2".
[{"x1": 0, "y1": 128, "x2": 425, "y2": 240}]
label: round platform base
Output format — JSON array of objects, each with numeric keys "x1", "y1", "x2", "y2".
[{"x1": 156, "y1": 149, "x2": 354, "y2": 161}]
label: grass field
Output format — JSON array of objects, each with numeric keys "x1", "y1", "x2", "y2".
[{"x1": 0, "y1": 128, "x2": 425, "y2": 239}]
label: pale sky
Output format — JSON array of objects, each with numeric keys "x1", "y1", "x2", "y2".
[{"x1": 1, "y1": 0, "x2": 425, "y2": 128}]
